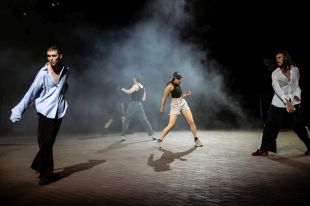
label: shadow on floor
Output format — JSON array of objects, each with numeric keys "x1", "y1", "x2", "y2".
[
  {"x1": 148, "y1": 146, "x2": 197, "y2": 172},
  {"x1": 55, "y1": 159, "x2": 106, "y2": 177}
]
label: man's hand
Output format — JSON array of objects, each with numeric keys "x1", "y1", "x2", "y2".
[
  {"x1": 10, "y1": 114, "x2": 21, "y2": 123},
  {"x1": 286, "y1": 101, "x2": 296, "y2": 113}
]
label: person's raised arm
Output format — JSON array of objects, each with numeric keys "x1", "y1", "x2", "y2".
[{"x1": 121, "y1": 84, "x2": 138, "y2": 94}]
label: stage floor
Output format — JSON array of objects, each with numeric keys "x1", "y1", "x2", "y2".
[{"x1": 1, "y1": 130, "x2": 310, "y2": 206}]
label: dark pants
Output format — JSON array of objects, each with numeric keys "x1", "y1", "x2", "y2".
[
  {"x1": 31, "y1": 113, "x2": 62, "y2": 179},
  {"x1": 260, "y1": 104, "x2": 310, "y2": 152},
  {"x1": 121, "y1": 101, "x2": 153, "y2": 137}
]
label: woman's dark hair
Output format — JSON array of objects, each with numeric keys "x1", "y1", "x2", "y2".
[
  {"x1": 276, "y1": 50, "x2": 294, "y2": 69},
  {"x1": 172, "y1": 71, "x2": 182, "y2": 79},
  {"x1": 167, "y1": 71, "x2": 182, "y2": 85},
  {"x1": 263, "y1": 50, "x2": 295, "y2": 71}
]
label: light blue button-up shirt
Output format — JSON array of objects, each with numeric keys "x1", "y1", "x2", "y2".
[{"x1": 10, "y1": 63, "x2": 69, "y2": 122}]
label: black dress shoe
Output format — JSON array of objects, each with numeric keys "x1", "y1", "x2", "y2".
[
  {"x1": 50, "y1": 173, "x2": 62, "y2": 181},
  {"x1": 39, "y1": 178, "x2": 50, "y2": 185},
  {"x1": 39, "y1": 173, "x2": 62, "y2": 185}
]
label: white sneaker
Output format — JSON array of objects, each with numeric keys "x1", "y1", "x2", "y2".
[
  {"x1": 195, "y1": 138, "x2": 203, "y2": 147},
  {"x1": 104, "y1": 119, "x2": 113, "y2": 129},
  {"x1": 156, "y1": 139, "x2": 162, "y2": 148},
  {"x1": 121, "y1": 136, "x2": 126, "y2": 142}
]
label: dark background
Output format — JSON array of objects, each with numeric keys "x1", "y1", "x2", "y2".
[{"x1": 1, "y1": 0, "x2": 309, "y2": 135}]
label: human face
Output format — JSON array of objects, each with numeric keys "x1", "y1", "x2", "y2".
[
  {"x1": 47, "y1": 49, "x2": 62, "y2": 67},
  {"x1": 275, "y1": 53, "x2": 285, "y2": 67},
  {"x1": 173, "y1": 77, "x2": 181, "y2": 84}
]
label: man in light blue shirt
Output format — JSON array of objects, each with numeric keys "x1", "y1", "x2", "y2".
[{"x1": 10, "y1": 45, "x2": 69, "y2": 185}]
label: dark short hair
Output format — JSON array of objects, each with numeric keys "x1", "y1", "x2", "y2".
[{"x1": 47, "y1": 45, "x2": 63, "y2": 55}]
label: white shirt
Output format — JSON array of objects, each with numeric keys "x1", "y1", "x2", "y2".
[{"x1": 271, "y1": 65, "x2": 301, "y2": 108}]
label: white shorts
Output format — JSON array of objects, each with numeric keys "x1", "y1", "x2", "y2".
[{"x1": 169, "y1": 98, "x2": 190, "y2": 115}]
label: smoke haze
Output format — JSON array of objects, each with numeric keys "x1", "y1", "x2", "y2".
[{"x1": 0, "y1": 0, "x2": 258, "y2": 136}]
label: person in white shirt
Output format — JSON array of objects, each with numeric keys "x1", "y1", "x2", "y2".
[{"x1": 252, "y1": 50, "x2": 310, "y2": 156}]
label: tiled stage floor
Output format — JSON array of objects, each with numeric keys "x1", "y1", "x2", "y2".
[{"x1": 1, "y1": 130, "x2": 310, "y2": 205}]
